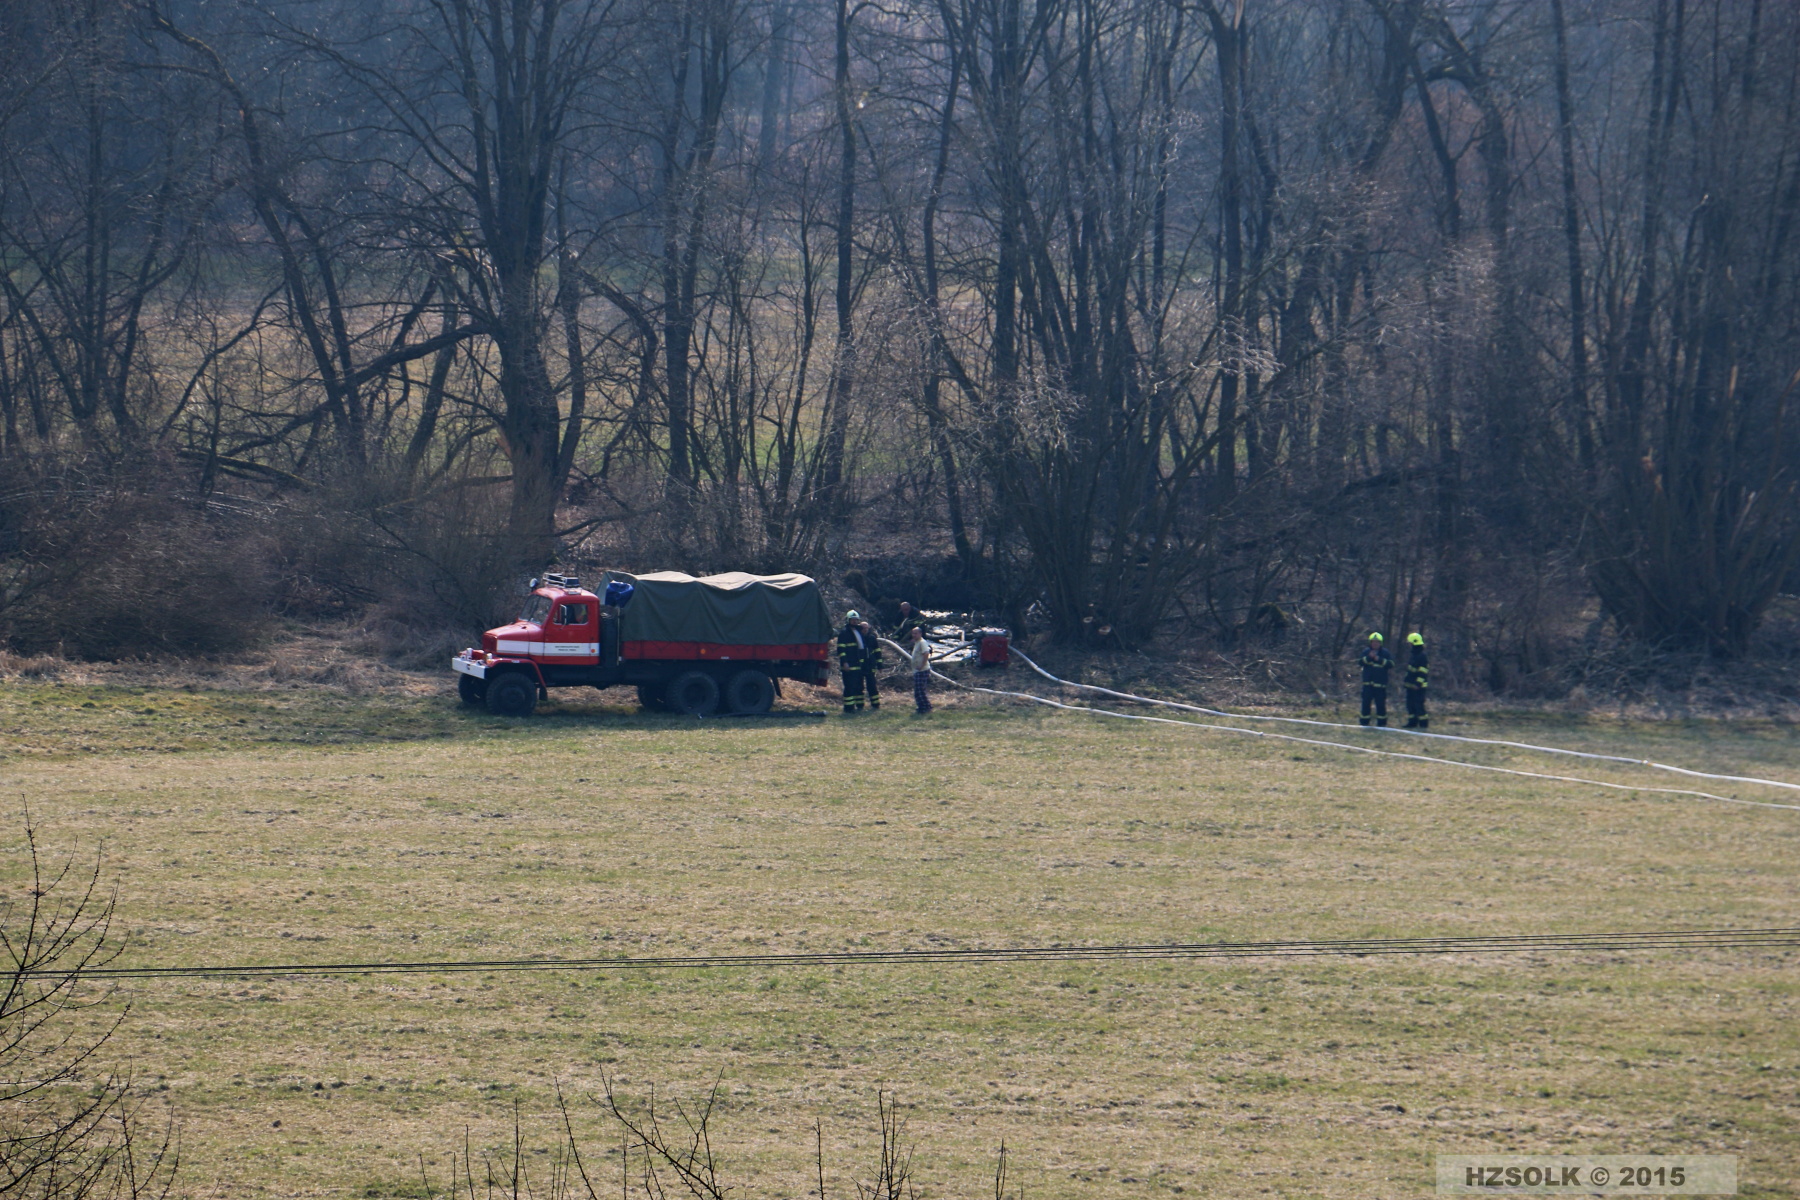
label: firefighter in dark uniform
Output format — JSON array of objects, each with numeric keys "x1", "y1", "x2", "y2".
[
  {"x1": 894, "y1": 601, "x2": 925, "y2": 641},
  {"x1": 1403, "y1": 632, "x2": 1429, "y2": 729},
  {"x1": 1358, "y1": 632, "x2": 1394, "y2": 727},
  {"x1": 837, "y1": 611, "x2": 884, "y2": 713}
]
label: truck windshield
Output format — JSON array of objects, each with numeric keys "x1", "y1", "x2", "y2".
[{"x1": 519, "y1": 595, "x2": 551, "y2": 625}]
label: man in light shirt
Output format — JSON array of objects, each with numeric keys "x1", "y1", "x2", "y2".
[{"x1": 907, "y1": 626, "x2": 933, "y2": 714}]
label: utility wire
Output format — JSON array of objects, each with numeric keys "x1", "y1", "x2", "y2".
[
  {"x1": 37, "y1": 929, "x2": 1800, "y2": 982},
  {"x1": 58, "y1": 647, "x2": 1792, "y2": 985}
]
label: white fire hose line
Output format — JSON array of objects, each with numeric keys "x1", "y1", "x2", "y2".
[
  {"x1": 1007, "y1": 646, "x2": 1800, "y2": 796},
  {"x1": 878, "y1": 640, "x2": 1800, "y2": 813}
]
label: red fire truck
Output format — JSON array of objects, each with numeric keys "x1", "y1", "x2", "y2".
[{"x1": 451, "y1": 570, "x2": 835, "y2": 717}]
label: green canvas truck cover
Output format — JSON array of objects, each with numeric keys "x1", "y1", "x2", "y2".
[{"x1": 602, "y1": 571, "x2": 833, "y2": 646}]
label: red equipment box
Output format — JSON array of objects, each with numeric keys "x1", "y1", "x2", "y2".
[{"x1": 976, "y1": 629, "x2": 1011, "y2": 667}]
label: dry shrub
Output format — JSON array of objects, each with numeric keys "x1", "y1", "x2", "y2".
[
  {"x1": 263, "y1": 472, "x2": 526, "y2": 653},
  {"x1": 425, "y1": 1083, "x2": 993, "y2": 1200},
  {"x1": 0, "y1": 648, "x2": 64, "y2": 679},
  {"x1": 348, "y1": 611, "x2": 475, "y2": 670},
  {"x1": 308, "y1": 659, "x2": 383, "y2": 695},
  {"x1": 0, "y1": 455, "x2": 273, "y2": 660},
  {"x1": 58, "y1": 513, "x2": 271, "y2": 659},
  {"x1": 1458, "y1": 549, "x2": 1591, "y2": 698},
  {"x1": 374, "y1": 485, "x2": 522, "y2": 633},
  {"x1": 266, "y1": 497, "x2": 390, "y2": 619}
]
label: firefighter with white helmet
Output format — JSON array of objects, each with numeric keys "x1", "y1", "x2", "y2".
[{"x1": 837, "y1": 610, "x2": 884, "y2": 714}]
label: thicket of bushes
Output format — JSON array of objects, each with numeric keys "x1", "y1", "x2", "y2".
[
  {"x1": 0, "y1": 456, "x2": 269, "y2": 660},
  {"x1": 3, "y1": 448, "x2": 1795, "y2": 706},
  {"x1": 0, "y1": 454, "x2": 513, "y2": 663}
]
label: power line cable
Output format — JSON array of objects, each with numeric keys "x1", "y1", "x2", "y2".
[{"x1": 38, "y1": 928, "x2": 1800, "y2": 982}]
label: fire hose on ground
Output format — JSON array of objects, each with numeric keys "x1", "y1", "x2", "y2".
[{"x1": 879, "y1": 638, "x2": 1800, "y2": 813}]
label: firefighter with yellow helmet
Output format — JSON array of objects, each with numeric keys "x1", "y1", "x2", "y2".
[
  {"x1": 1358, "y1": 632, "x2": 1394, "y2": 727},
  {"x1": 1403, "y1": 632, "x2": 1429, "y2": 729}
]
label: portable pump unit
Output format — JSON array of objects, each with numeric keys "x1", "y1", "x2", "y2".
[{"x1": 975, "y1": 627, "x2": 1011, "y2": 667}]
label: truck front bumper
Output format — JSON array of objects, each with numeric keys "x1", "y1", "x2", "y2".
[{"x1": 451, "y1": 653, "x2": 487, "y2": 680}]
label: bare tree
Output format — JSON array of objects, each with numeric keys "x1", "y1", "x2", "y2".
[
  {"x1": 2, "y1": 825, "x2": 178, "y2": 1200},
  {"x1": 1580, "y1": 0, "x2": 1800, "y2": 655},
  {"x1": 360, "y1": 0, "x2": 621, "y2": 564},
  {"x1": 0, "y1": 0, "x2": 222, "y2": 456}
]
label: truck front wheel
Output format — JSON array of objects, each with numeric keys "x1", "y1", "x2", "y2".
[
  {"x1": 458, "y1": 674, "x2": 488, "y2": 707},
  {"x1": 636, "y1": 683, "x2": 668, "y2": 712},
  {"x1": 664, "y1": 670, "x2": 720, "y2": 717},
  {"x1": 485, "y1": 673, "x2": 538, "y2": 718},
  {"x1": 724, "y1": 668, "x2": 774, "y2": 715}
]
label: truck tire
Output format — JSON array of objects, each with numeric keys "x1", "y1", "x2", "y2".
[
  {"x1": 458, "y1": 674, "x2": 488, "y2": 707},
  {"x1": 723, "y1": 668, "x2": 775, "y2": 715},
  {"x1": 664, "y1": 670, "x2": 720, "y2": 717},
  {"x1": 485, "y1": 672, "x2": 538, "y2": 718},
  {"x1": 636, "y1": 683, "x2": 667, "y2": 712}
]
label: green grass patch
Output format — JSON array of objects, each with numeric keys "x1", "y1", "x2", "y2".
[{"x1": 2, "y1": 680, "x2": 1797, "y2": 1198}]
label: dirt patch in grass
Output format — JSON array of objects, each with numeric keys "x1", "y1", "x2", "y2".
[{"x1": 3, "y1": 683, "x2": 1797, "y2": 1198}]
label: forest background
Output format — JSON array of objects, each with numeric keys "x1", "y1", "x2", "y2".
[{"x1": 3, "y1": 0, "x2": 1798, "y2": 701}]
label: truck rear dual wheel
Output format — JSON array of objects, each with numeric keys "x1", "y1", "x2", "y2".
[
  {"x1": 647, "y1": 668, "x2": 773, "y2": 717},
  {"x1": 723, "y1": 668, "x2": 775, "y2": 715},
  {"x1": 458, "y1": 674, "x2": 488, "y2": 707},
  {"x1": 485, "y1": 673, "x2": 538, "y2": 718}
]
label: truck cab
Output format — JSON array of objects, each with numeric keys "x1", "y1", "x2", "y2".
[{"x1": 483, "y1": 588, "x2": 603, "y2": 667}]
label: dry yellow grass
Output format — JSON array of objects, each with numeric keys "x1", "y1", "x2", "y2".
[{"x1": 2, "y1": 678, "x2": 1797, "y2": 1198}]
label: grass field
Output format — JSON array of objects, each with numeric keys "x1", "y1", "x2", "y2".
[{"x1": 3, "y1": 675, "x2": 1798, "y2": 1199}]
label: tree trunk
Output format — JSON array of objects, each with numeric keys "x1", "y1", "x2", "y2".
[{"x1": 820, "y1": 0, "x2": 856, "y2": 496}]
